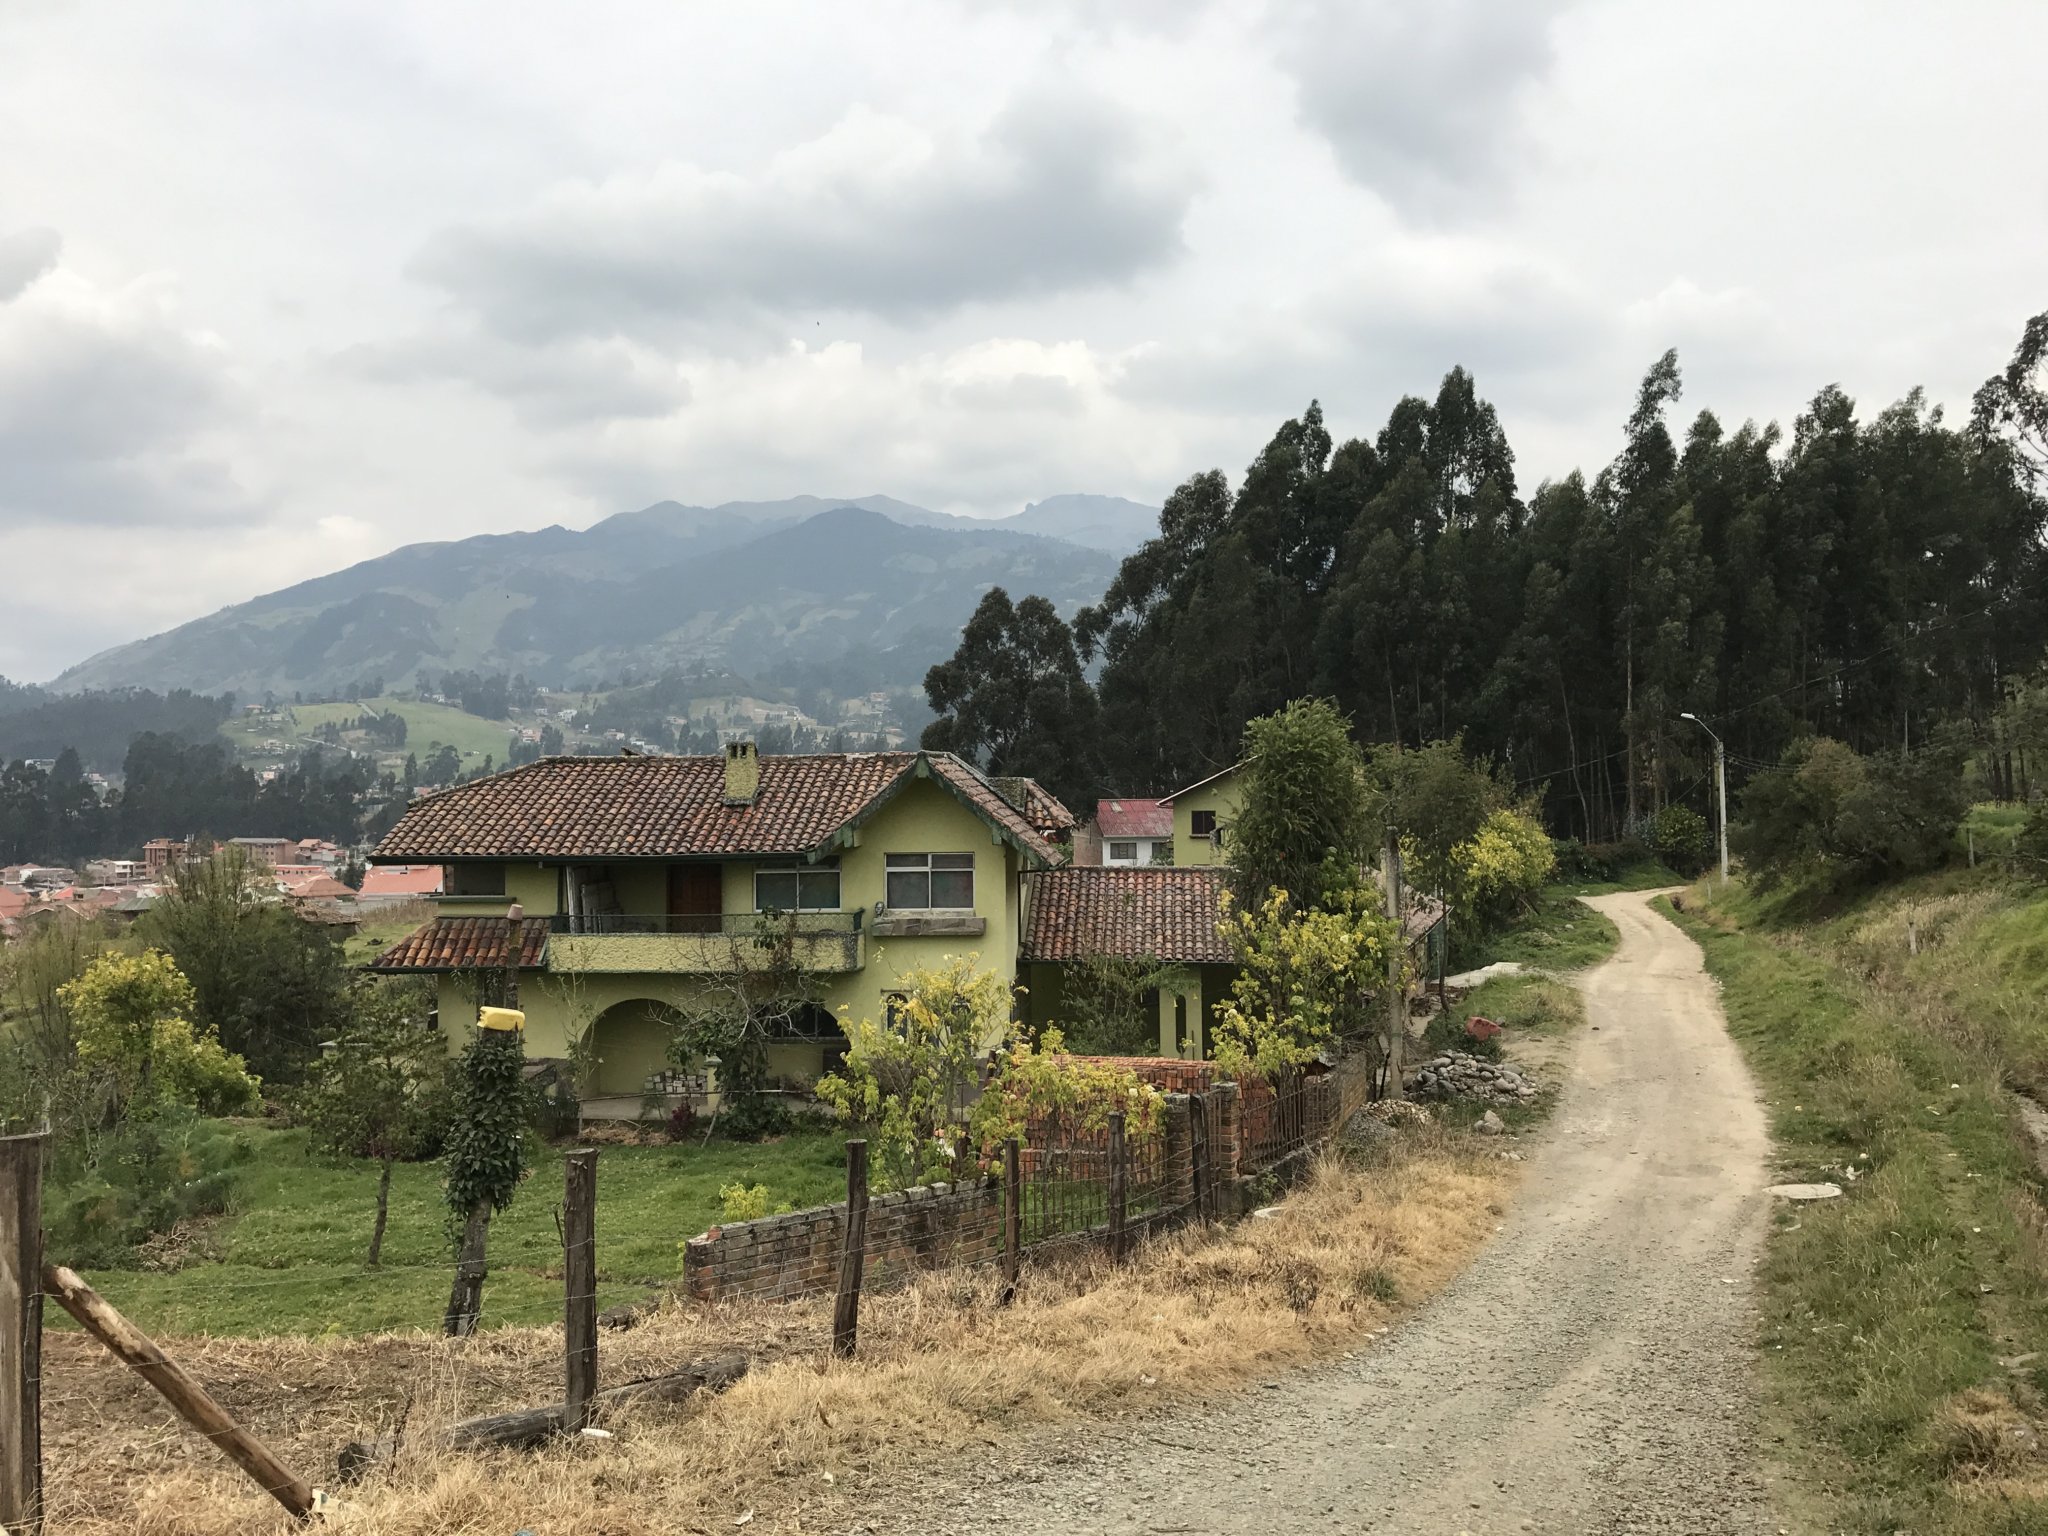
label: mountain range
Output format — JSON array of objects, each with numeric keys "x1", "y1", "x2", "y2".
[{"x1": 52, "y1": 494, "x2": 1157, "y2": 699}]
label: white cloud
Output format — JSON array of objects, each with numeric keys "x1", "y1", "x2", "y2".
[
  {"x1": 0, "y1": 0, "x2": 2045, "y2": 684},
  {"x1": 0, "y1": 227, "x2": 61, "y2": 302},
  {"x1": 1275, "y1": 0, "x2": 1571, "y2": 217},
  {"x1": 0, "y1": 259, "x2": 259, "y2": 529},
  {"x1": 411, "y1": 84, "x2": 1197, "y2": 343}
]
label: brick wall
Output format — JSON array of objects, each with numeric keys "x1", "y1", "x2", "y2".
[{"x1": 683, "y1": 1178, "x2": 1003, "y2": 1304}]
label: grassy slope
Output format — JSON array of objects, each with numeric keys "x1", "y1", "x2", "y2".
[
  {"x1": 221, "y1": 696, "x2": 516, "y2": 772},
  {"x1": 72, "y1": 1126, "x2": 848, "y2": 1337},
  {"x1": 1671, "y1": 876, "x2": 2048, "y2": 1533}
]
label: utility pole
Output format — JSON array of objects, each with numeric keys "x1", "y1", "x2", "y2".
[
  {"x1": 1384, "y1": 826, "x2": 1405, "y2": 1100},
  {"x1": 1680, "y1": 713, "x2": 1728, "y2": 884}
]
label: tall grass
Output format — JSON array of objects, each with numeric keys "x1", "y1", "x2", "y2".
[
  {"x1": 1673, "y1": 880, "x2": 2048, "y2": 1532},
  {"x1": 42, "y1": 1137, "x2": 1508, "y2": 1536}
]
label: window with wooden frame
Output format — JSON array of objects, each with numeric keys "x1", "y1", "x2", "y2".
[
  {"x1": 752, "y1": 863, "x2": 841, "y2": 912},
  {"x1": 1189, "y1": 810, "x2": 1217, "y2": 838},
  {"x1": 884, "y1": 852, "x2": 974, "y2": 910}
]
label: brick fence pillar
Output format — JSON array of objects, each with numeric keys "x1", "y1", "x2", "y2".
[{"x1": 1213, "y1": 1080, "x2": 1242, "y2": 1187}]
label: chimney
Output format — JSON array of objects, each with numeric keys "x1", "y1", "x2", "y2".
[{"x1": 723, "y1": 737, "x2": 760, "y2": 805}]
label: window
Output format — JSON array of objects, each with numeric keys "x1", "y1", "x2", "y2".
[
  {"x1": 885, "y1": 852, "x2": 975, "y2": 910},
  {"x1": 448, "y1": 862, "x2": 506, "y2": 896},
  {"x1": 753, "y1": 864, "x2": 841, "y2": 912},
  {"x1": 1107, "y1": 840, "x2": 1138, "y2": 863},
  {"x1": 1189, "y1": 810, "x2": 1217, "y2": 838}
]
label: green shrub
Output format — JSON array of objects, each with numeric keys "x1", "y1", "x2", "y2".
[
  {"x1": 1652, "y1": 803, "x2": 1711, "y2": 875},
  {"x1": 47, "y1": 1109, "x2": 253, "y2": 1266},
  {"x1": 1733, "y1": 738, "x2": 1967, "y2": 893},
  {"x1": 718, "y1": 1181, "x2": 774, "y2": 1223}
]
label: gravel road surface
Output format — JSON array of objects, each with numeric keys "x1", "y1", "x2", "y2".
[{"x1": 894, "y1": 890, "x2": 1780, "y2": 1536}]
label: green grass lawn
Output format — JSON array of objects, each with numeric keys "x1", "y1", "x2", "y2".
[
  {"x1": 1455, "y1": 886, "x2": 1624, "y2": 972},
  {"x1": 222, "y1": 696, "x2": 522, "y2": 775},
  {"x1": 1961, "y1": 800, "x2": 2029, "y2": 865},
  {"x1": 1670, "y1": 881, "x2": 2048, "y2": 1533},
  {"x1": 344, "y1": 900, "x2": 440, "y2": 966},
  {"x1": 1551, "y1": 858, "x2": 1684, "y2": 896},
  {"x1": 63, "y1": 1125, "x2": 849, "y2": 1337}
]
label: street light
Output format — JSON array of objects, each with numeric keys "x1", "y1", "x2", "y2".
[{"x1": 1679, "y1": 712, "x2": 1729, "y2": 882}]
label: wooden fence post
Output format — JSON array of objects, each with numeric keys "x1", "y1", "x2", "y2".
[
  {"x1": 1106, "y1": 1111, "x2": 1128, "y2": 1262},
  {"x1": 1, "y1": 1130, "x2": 46, "y2": 1536},
  {"x1": 41, "y1": 1265, "x2": 313, "y2": 1521},
  {"x1": 1000, "y1": 1137, "x2": 1022, "y2": 1305},
  {"x1": 832, "y1": 1140, "x2": 868, "y2": 1358},
  {"x1": 562, "y1": 1148, "x2": 598, "y2": 1431}
]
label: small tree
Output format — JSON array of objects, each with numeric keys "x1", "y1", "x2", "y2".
[
  {"x1": 1055, "y1": 948, "x2": 1176, "y2": 1056},
  {"x1": 1228, "y1": 698, "x2": 1372, "y2": 913},
  {"x1": 1370, "y1": 737, "x2": 1498, "y2": 905},
  {"x1": 1453, "y1": 807, "x2": 1559, "y2": 929},
  {"x1": 296, "y1": 978, "x2": 450, "y2": 1267},
  {"x1": 671, "y1": 913, "x2": 833, "y2": 1139},
  {"x1": 1212, "y1": 889, "x2": 1401, "y2": 1086},
  {"x1": 61, "y1": 948, "x2": 261, "y2": 1122},
  {"x1": 817, "y1": 957, "x2": 1015, "y2": 1192}
]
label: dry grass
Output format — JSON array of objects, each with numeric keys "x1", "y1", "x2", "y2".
[{"x1": 42, "y1": 1130, "x2": 1507, "y2": 1536}]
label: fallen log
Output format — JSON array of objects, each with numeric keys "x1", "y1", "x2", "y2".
[{"x1": 337, "y1": 1352, "x2": 746, "y2": 1481}]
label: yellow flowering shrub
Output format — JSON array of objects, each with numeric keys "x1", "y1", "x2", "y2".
[
  {"x1": 816, "y1": 955, "x2": 1016, "y2": 1192},
  {"x1": 971, "y1": 1028, "x2": 1165, "y2": 1152},
  {"x1": 1211, "y1": 889, "x2": 1401, "y2": 1080}
]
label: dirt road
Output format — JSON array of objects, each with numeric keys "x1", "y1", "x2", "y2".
[{"x1": 899, "y1": 891, "x2": 1778, "y2": 1536}]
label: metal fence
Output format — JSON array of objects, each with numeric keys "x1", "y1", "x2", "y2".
[{"x1": 1238, "y1": 1072, "x2": 1338, "y2": 1175}]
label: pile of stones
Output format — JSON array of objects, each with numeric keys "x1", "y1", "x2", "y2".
[{"x1": 1406, "y1": 1050, "x2": 1540, "y2": 1106}]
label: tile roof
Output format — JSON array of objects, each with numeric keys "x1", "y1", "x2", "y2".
[
  {"x1": 359, "y1": 864, "x2": 444, "y2": 898},
  {"x1": 369, "y1": 915, "x2": 551, "y2": 973},
  {"x1": 1021, "y1": 867, "x2": 1232, "y2": 965},
  {"x1": 1093, "y1": 797, "x2": 1171, "y2": 839},
  {"x1": 370, "y1": 752, "x2": 1059, "y2": 866},
  {"x1": 990, "y1": 777, "x2": 1080, "y2": 835},
  {"x1": 283, "y1": 872, "x2": 357, "y2": 900},
  {"x1": 1404, "y1": 892, "x2": 1447, "y2": 944}
]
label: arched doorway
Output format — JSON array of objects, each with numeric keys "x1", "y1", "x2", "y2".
[{"x1": 587, "y1": 998, "x2": 685, "y2": 1098}]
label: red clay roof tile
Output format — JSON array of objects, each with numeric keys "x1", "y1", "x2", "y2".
[
  {"x1": 369, "y1": 915, "x2": 550, "y2": 973},
  {"x1": 1021, "y1": 867, "x2": 1231, "y2": 965},
  {"x1": 369, "y1": 751, "x2": 1059, "y2": 866}
]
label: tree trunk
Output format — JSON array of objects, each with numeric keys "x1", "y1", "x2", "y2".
[
  {"x1": 368, "y1": 1155, "x2": 394, "y2": 1270},
  {"x1": 444, "y1": 1202, "x2": 490, "y2": 1336}
]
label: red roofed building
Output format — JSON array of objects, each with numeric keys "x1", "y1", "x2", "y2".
[
  {"x1": 1083, "y1": 797, "x2": 1172, "y2": 867},
  {"x1": 358, "y1": 863, "x2": 444, "y2": 906}
]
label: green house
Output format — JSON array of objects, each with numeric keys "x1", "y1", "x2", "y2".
[{"x1": 368, "y1": 741, "x2": 1070, "y2": 1121}]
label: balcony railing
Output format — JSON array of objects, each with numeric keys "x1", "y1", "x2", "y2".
[{"x1": 544, "y1": 910, "x2": 863, "y2": 974}]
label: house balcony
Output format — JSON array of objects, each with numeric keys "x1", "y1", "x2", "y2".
[{"x1": 545, "y1": 911, "x2": 864, "y2": 975}]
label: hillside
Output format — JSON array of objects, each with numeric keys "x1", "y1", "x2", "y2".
[{"x1": 52, "y1": 497, "x2": 1142, "y2": 699}]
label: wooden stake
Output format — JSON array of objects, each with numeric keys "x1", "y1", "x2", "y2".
[
  {"x1": 999, "y1": 1137, "x2": 1022, "y2": 1305},
  {"x1": 832, "y1": 1140, "x2": 868, "y2": 1358},
  {"x1": 562, "y1": 1149, "x2": 598, "y2": 1431},
  {"x1": 40, "y1": 1265, "x2": 313, "y2": 1521},
  {"x1": 1188, "y1": 1092, "x2": 1211, "y2": 1223},
  {"x1": 0, "y1": 1131, "x2": 45, "y2": 1536},
  {"x1": 1107, "y1": 1110, "x2": 1128, "y2": 1262}
]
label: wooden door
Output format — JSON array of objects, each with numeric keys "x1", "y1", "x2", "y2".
[{"x1": 667, "y1": 864, "x2": 723, "y2": 934}]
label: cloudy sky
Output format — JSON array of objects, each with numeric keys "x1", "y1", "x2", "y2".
[{"x1": 2, "y1": 0, "x2": 2043, "y2": 682}]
